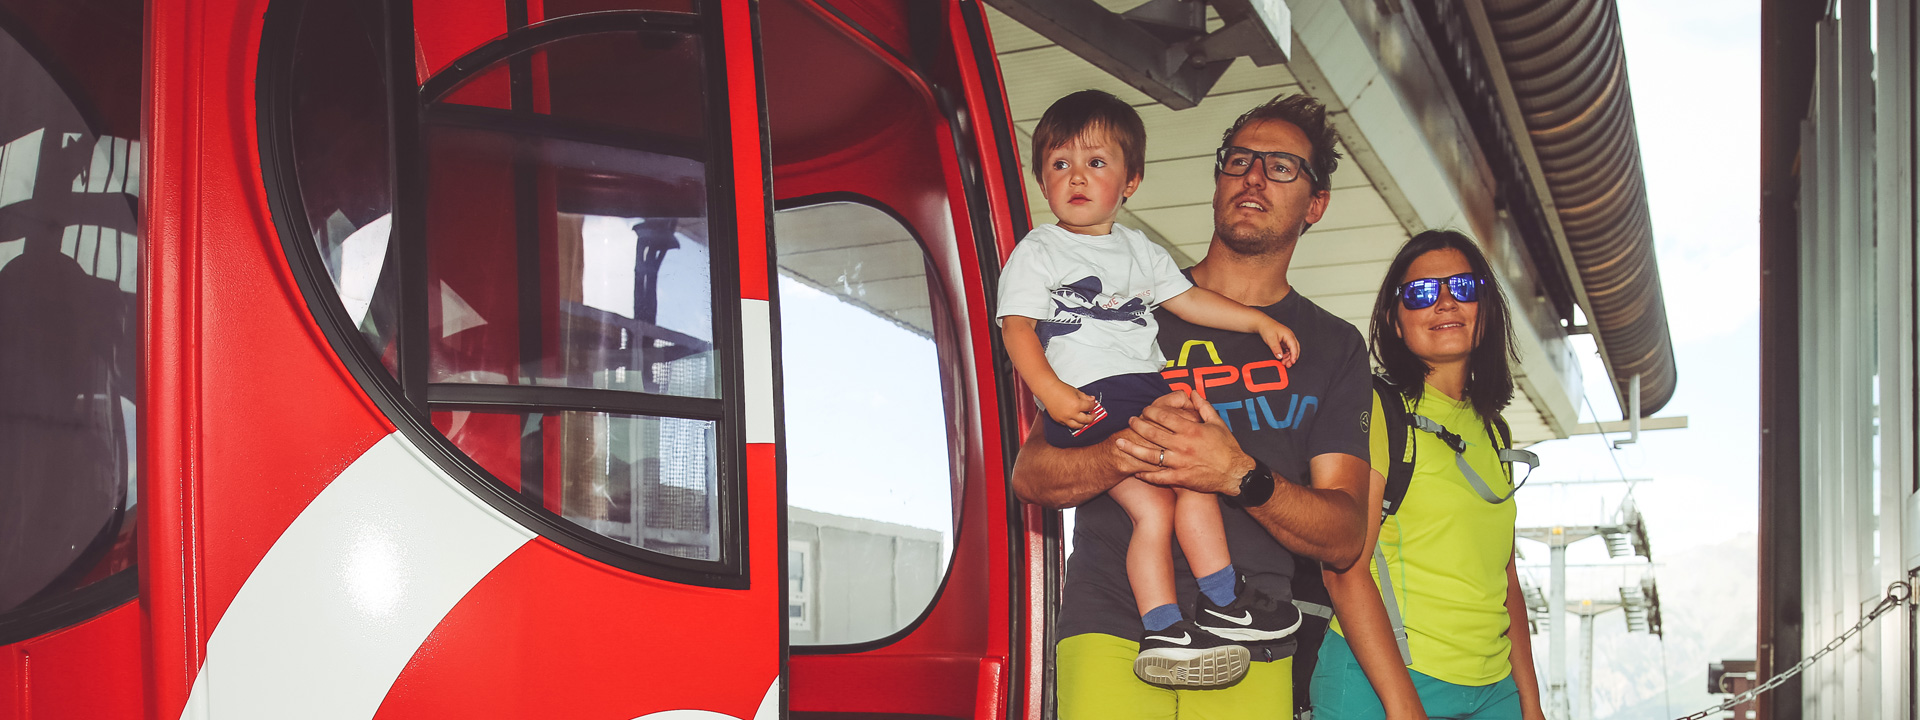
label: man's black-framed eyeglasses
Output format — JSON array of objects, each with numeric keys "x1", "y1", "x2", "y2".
[{"x1": 1215, "y1": 146, "x2": 1319, "y2": 185}]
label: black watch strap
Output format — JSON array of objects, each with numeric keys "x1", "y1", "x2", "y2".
[{"x1": 1224, "y1": 458, "x2": 1274, "y2": 508}]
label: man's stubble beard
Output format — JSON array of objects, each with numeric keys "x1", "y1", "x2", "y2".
[{"x1": 1212, "y1": 211, "x2": 1301, "y2": 259}]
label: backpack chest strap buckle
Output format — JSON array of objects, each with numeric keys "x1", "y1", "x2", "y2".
[{"x1": 1410, "y1": 415, "x2": 1468, "y2": 454}]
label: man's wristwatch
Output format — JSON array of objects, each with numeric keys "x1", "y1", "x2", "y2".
[{"x1": 1223, "y1": 457, "x2": 1274, "y2": 508}]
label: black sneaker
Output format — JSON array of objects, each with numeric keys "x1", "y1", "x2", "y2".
[
  {"x1": 1192, "y1": 575, "x2": 1303, "y2": 643},
  {"x1": 1134, "y1": 619, "x2": 1250, "y2": 688}
]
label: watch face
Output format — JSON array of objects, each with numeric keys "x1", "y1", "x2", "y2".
[
  {"x1": 1231, "y1": 461, "x2": 1274, "y2": 508},
  {"x1": 1236, "y1": 462, "x2": 1267, "y2": 506}
]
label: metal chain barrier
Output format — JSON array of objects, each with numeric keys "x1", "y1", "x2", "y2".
[{"x1": 1672, "y1": 579, "x2": 1912, "y2": 720}]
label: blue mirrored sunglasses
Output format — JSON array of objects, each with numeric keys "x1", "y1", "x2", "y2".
[{"x1": 1397, "y1": 272, "x2": 1484, "y2": 310}]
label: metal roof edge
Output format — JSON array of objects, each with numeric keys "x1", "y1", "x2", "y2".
[
  {"x1": 1283, "y1": 0, "x2": 1587, "y2": 437},
  {"x1": 1471, "y1": 0, "x2": 1679, "y2": 415}
]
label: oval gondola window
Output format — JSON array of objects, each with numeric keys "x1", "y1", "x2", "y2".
[
  {"x1": 0, "y1": 0, "x2": 144, "y2": 638},
  {"x1": 267, "y1": 3, "x2": 745, "y2": 583}
]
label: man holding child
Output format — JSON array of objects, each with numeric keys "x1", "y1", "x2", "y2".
[{"x1": 1007, "y1": 91, "x2": 1374, "y2": 718}]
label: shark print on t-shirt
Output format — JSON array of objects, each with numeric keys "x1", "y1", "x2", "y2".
[{"x1": 1036, "y1": 275, "x2": 1154, "y2": 349}]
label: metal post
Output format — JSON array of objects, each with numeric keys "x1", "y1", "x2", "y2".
[
  {"x1": 1613, "y1": 374, "x2": 1641, "y2": 449},
  {"x1": 1578, "y1": 610, "x2": 1595, "y2": 720},
  {"x1": 1549, "y1": 528, "x2": 1569, "y2": 720}
]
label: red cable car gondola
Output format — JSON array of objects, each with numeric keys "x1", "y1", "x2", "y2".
[{"x1": 0, "y1": 1, "x2": 1049, "y2": 717}]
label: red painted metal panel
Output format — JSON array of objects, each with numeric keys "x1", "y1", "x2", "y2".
[
  {"x1": 974, "y1": 656, "x2": 1007, "y2": 720},
  {"x1": 725, "y1": 0, "x2": 770, "y2": 302},
  {"x1": 1, "y1": 643, "x2": 20, "y2": 720},
  {"x1": 183, "y1": 0, "x2": 397, "y2": 636},
  {"x1": 141, "y1": 0, "x2": 210, "y2": 713},
  {"x1": 143, "y1": 2, "x2": 403, "y2": 718},
  {"x1": 363, "y1": 534, "x2": 768, "y2": 717},
  {"x1": 412, "y1": 0, "x2": 508, "y2": 79},
  {"x1": 946, "y1": 1, "x2": 1025, "y2": 263},
  {"x1": 373, "y1": 535, "x2": 779, "y2": 717},
  {"x1": 7, "y1": 604, "x2": 142, "y2": 720}
]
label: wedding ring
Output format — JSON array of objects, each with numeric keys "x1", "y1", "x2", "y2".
[{"x1": 1156, "y1": 449, "x2": 1165, "y2": 466}]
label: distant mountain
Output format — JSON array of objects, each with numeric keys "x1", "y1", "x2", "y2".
[{"x1": 1545, "y1": 532, "x2": 1758, "y2": 720}]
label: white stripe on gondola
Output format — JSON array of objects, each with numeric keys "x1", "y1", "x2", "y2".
[
  {"x1": 179, "y1": 433, "x2": 534, "y2": 720},
  {"x1": 742, "y1": 298, "x2": 776, "y2": 443},
  {"x1": 628, "y1": 676, "x2": 779, "y2": 720}
]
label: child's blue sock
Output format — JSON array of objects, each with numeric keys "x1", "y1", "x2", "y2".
[
  {"x1": 1142, "y1": 603, "x2": 1182, "y2": 632},
  {"x1": 1198, "y1": 565, "x2": 1238, "y2": 606}
]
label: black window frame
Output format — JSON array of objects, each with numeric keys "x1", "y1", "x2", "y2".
[
  {"x1": 257, "y1": 0, "x2": 751, "y2": 588},
  {"x1": 0, "y1": 6, "x2": 144, "y2": 645}
]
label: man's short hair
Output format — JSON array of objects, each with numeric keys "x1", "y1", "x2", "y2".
[
  {"x1": 1218, "y1": 94, "x2": 1342, "y2": 192},
  {"x1": 1030, "y1": 89, "x2": 1147, "y2": 183}
]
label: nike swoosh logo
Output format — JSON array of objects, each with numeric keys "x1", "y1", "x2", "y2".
[
  {"x1": 1150, "y1": 632, "x2": 1192, "y2": 646},
  {"x1": 1205, "y1": 609, "x2": 1254, "y2": 626}
]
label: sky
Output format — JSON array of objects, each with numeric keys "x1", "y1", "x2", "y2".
[
  {"x1": 777, "y1": 274, "x2": 956, "y2": 540},
  {"x1": 1518, "y1": 0, "x2": 1761, "y2": 573},
  {"x1": 1512, "y1": 1, "x2": 1763, "y2": 717}
]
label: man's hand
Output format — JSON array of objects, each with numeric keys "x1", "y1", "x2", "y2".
[
  {"x1": 1116, "y1": 390, "x2": 1256, "y2": 494},
  {"x1": 1115, "y1": 389, "x2": 1368, "y2": 565},
  {"x1": 1010, "y1": 419, "x2": 1165, "y2": 509}
]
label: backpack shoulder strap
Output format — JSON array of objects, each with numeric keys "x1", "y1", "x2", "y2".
[
  {"x1": 1487, "y1": 412, "x2": 1540, "y2": 487},
  {"x1": 1371, "y1": 374, "x2": 1416, "y2": 519},
  {"x1": 1489, "y1": 414, "x2": 1513, "y2": 481},
  {"x1": 1369, "y1": 373, "x2": 1417, "y2": 666}
]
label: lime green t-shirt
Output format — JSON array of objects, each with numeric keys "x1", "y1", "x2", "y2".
[{"x1": 1331, "y1": 383, "x2": 1518, "y2": 687}]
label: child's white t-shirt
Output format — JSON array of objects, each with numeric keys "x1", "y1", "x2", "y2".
[{"x1": 995, "y1": 223, "x2": 1193, "y2": 388}]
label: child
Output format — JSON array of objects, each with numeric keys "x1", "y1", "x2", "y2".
[{"x1": 997, "y1": 90, "x2": 1305, "y2": 688}]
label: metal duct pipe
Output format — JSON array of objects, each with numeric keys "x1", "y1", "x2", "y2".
[{"x1": 1483, "y1": 0, "x2": 1678, "y2": 414}]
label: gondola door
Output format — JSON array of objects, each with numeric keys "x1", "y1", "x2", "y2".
[{"x1": 759, "y1": 0, "x2": 1031, "y2": 718}]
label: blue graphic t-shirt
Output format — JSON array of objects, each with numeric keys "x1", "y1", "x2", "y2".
[{"x1": 1056, "y1": 286, "x2": 1372, "y2": 659}]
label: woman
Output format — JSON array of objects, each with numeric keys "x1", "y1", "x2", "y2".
[{"x1": 1310, "y1": 230, "x2": 1547, "y2": 720}]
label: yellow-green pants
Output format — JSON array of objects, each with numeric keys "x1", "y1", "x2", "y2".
[{"x1": 1057, "y1": 633, "x2": 1293, "y2": 720}]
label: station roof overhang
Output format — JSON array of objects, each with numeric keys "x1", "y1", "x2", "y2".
[{"x1": 981, "y1": 0, "x2": 1678, "y2": 440}]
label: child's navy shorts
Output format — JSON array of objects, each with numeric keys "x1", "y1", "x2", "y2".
[{"x1": 1042, "y1": 372, "x2": 1174, "y2": 448}]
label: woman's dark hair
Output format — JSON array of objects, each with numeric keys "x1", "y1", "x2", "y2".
[{"x1": 1368, "y1": 230, "x2": 1519, "y2": 419}]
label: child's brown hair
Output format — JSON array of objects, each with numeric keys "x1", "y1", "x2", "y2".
[{"x1": 1030, "y1": 90, "x2": 1146, "y2": 184}]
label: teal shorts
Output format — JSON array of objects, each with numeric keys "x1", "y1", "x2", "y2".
[{"x1": 1309, "y1": 633, "x2": 1521, "y2": 720}]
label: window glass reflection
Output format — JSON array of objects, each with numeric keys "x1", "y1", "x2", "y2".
[
  {"x1": 422, "y1": 126, "x2": 715, "y2": 397},
  {"x1": 0, "y1": 1, "x2": 143, "y2": 618},
  {"x1": 401, "y1": 28, "x2": 726, "y2": 563},
  {"x1": 287, "y1": 0, "x2": 396, "y2": 366},
  {"x1": 433, "y1": 410, "x2": 720, "y2": 560}
]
